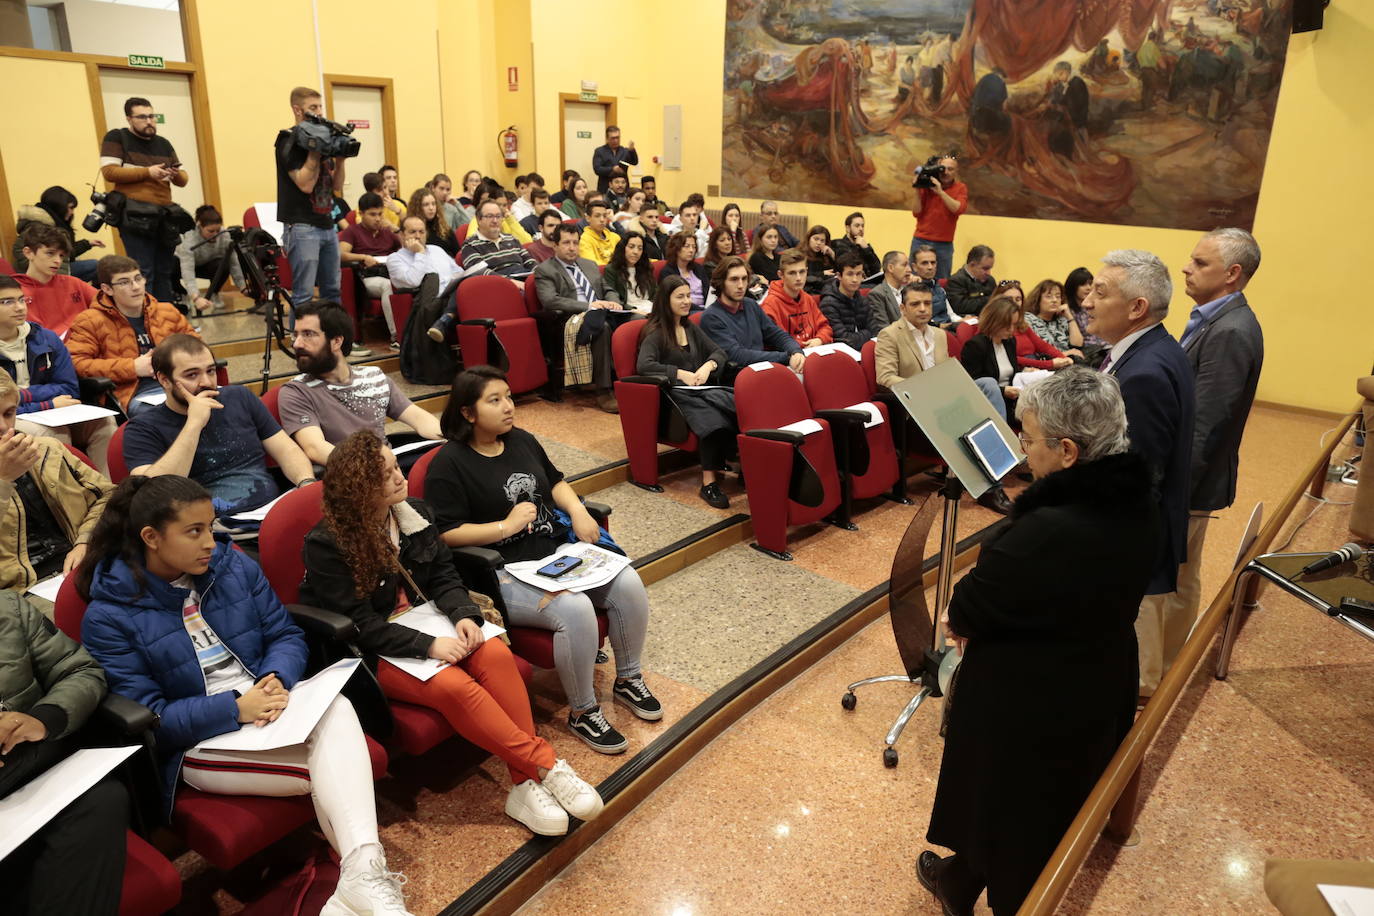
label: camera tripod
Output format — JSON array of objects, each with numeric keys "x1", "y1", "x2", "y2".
[{"x1": 206, "y1": 227, "x2": 296, "y2": 394}]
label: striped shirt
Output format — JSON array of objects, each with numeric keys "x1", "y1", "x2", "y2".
[
  {"x1": 175, "y1": 574, "x2": 255, "y2": 697},
  {"x1": 461, "y1": 232, "x2": 537, "y2": 279}
]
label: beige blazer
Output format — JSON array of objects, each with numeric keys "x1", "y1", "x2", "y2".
[{"x1": 874, "y1": 318, "x2": 949, "y2": 390}]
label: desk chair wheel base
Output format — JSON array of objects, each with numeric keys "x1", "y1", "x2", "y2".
[
  {"x1": 630, "y1": 481, "x2": 665, "y2": 493},
  {"x1": 750, "y1": 543, "x2": 793, "y2": 562},
  {"x1": 826, "y1": 514, "x2": 859, "y2": 532},
  {"x1": 840, "y1": 691, "x2": 857, "y2": 710}
]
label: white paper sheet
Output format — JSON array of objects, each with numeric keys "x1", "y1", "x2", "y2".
[
  {"x1": 252, "y1": 202, "x2": 285, "y2": 245},
  {"x1": 25, "y1": 574, "x2": 65, "y2": 603},
  {"x1": 1318, "y1": 884, "x2": 1374, "y2": 916},
  {"x1": 504, "y1": 542, "x2": 631, "y2": 594},
  {"x1": 193, "y1": 658, "x2": 359, "y2": 752},
  {"x1": 845, "y1": 401, "x2": 883, "y2": 429},
  {"x1": 778, "y1": 418, "x2": 823, "y2": 437},
  {"x1": 226, "y1": 489, "x2": 293, "y2": 523},
  {"x1": 389, "y1": 439, "x2": 443, "y2": 457},
  {"x1": 747, "y1": 361, "x2": 775, "y2": 372},
  {"x1": 380, "y1": 602, "x2": 507, "y2": 681},
  {"x1": 0, "y1": 745, "x2": 139, "y2": 860},
  {"x1": 1011, "y1": 369, "x2": 1053, "y2": 390},
  {"x1": 18, "y1": 404, "x2": 118, "y2": 428},
  {"x1": 136, "y1": 391, "x2": 168, "y2": 406},
  {"x1": 803, "y1": 342, "x2": 863, "y2": 362}
]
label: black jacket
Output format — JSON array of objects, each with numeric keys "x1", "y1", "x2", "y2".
[
  {"x1": 817, "y1": 277, "x2": 882, "y2": 350},
  {"x1": 636, "y1": 320, "x2": 728, "y2": 382},
  {"x1": 927, "y1": 452, "x2": 1158, "y2": 913},
  {"x1": 832, "y1": 236, "x2": 881, "y2": 279},
  {"x1": 300, "y1": 498, "x2": 481, "y2": 661},
  {"x1": 946, "y1": 266, "x2": 996, "y2": 317}
]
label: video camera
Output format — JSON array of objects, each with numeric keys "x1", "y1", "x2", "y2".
[
  {"x1": 82, "y1": 187, "x2": 125, "y2": 233},
  {"x1": 912, "y1": 155, "x2": 947, "y2": 190},
  {"x1": 290, "y1": 112, "x2": 361, "y2": 159}
]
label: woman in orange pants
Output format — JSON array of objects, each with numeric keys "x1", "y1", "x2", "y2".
[{"x1": 300, "y1": 430, "x2": 602, "y2": 836}]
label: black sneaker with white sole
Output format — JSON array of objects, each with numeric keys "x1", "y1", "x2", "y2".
[
  {"x1": 567, "y1": 706, "x2": 628, "y2": 754},
  {"x1": 613, "y1": 675, "x2": 663, "y2": 721}
]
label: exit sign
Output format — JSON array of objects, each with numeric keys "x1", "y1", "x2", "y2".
[
  {"x1": 347, "y1": 119, "x2": 370, "y2": 129},
  {"x1": 128, "y1": 54, "x2": 164, "y2": 69},
  {"x1": 155, "y1": 114, "x2": 165, "y2": 124},
  {"x1": 579, "y1": 89, "x2": 598, "y2": 102},
  {"x1": 576, "y1": 130, "x2": 592, "y2": 139}
]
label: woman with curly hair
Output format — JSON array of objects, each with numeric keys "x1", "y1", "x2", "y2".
[
  {"x1": 299, "y1": 431, "x2": 603, "y2": 837},
  {"x1": 405, "y1": 187, "x2": 457, "y2": 258}
]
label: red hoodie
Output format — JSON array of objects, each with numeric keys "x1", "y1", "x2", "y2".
[{"x1": 759, "y1": 278, "x2": 833, "y2": 346}]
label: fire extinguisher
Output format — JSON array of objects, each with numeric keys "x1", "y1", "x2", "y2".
[{"x1": 498, "y1": 126, "x2": 518, "y2": 167}]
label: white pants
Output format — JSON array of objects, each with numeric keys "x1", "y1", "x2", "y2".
[
  {"x1": 181, "y1": 696, "x2": 379, "y2": 860},
  {"x1": 361, "y1": 275, "x2": 396, "y2": 340},
  {"x1": 16, "y1": 416, "x2": 117, "y2": 478},
  {"x1": 1136, "y1": 512, "x2": 1211, "y2": 695}
]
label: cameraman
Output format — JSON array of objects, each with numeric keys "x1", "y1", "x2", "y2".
[
  {"x1": 909, "y1": 155, "x2": 967, "y2": 281},
  {"x1": 98, "y1": 96, "x2": 189, "y2": 304},
  {"x1": 275, "y1": 86, "x2": 347, "y2": 313}
]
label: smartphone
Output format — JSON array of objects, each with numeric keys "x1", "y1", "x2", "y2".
[{"x1": 537, "y1": 556, "x2": 583, "y2": 578}]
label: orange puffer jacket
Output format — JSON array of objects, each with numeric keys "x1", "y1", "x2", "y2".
[{"x1": 66, "y1": 292, "x2": 198, "y2": 409}]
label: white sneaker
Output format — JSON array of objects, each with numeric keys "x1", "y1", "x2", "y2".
[
  {"x1": 506, "y1": 779, "x2": 569, "y2": 835},
  {"x1": 321, "y1": 844, "x2": 413, "y2": 915},
  {"x1": 541, "y1": 759, "x2": 605, "y2": 821}
]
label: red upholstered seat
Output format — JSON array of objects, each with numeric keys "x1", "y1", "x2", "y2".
[
  {"x1": 65, "y1": 443, "x2": 96, "y2": 470},
  {"x1": 804, "y1": 351, "x2": 902, "y2": 502},
  {"x1": 260, "y1": 385, "x2": 282, "y2": 424},
  {"x1": 612, "y1": 320, "x2": 699, "y2": 489},
  {"x1": 945, "y1": 328, "x2": 963, "y2": 360},
  {"x1": 120, "y1": 830, "x2": 181, "y2": 916},
  {"x1": 107, "y1": 423, "x2": 129, "y2": 483},
  {"x1": 956, "y1": 321, "x2": 980, "y2": 346},
  {"x1": 456, "y1": 223, "x2": 469, "y2": 246},
  {"x1": 454, "y1": 275, "x2": 548, "y2": 394}
]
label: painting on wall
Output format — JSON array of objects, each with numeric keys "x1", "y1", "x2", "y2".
[{"x1": 722, "y1": 0, "x2": 1294, "y2": 231}]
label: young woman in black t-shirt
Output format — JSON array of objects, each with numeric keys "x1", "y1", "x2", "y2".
[{"x1": 424, "y1": 367, "x2": 661, "y2": 754}]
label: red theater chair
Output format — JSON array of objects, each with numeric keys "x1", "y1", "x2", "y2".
[
  {"x1": 956, "y1": 320, "x2": 979, "y2": 348},
  {"x1": 456, "y1": 223, "x2": 470, "y2": 246},
  {"x1": 52, "y1": 576, "x2": 388, "y2": 871},
  {"x1": 107, "y1": 423, "x2": 129, "y2": 483},
  {"x1": 455, "y1": 275, "x2": 549, "y2": 396},
  {"x1": 734, "y1": 364, "x2": 844, "y2": 560},
  {"x1": 406, "y1": 447, "x2": 609, "y2": 671},
  {"x1": 804, "y1": 351, "x2": 907, "y2": 507},
  {"x1": 945, "y1": 326, "x2": 963, "y2": 359},
  {"x1": 121, "y1": 831, "x2": 182, "y2": 916},
  {"x1": 611, "y1": 320, "x2": 699, "y2": 490}
]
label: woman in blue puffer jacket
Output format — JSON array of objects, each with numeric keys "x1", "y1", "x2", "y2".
[{"x1": 76, "y1": 474, "x2": 414, "y2": 916}]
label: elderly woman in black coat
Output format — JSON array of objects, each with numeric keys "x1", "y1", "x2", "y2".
[
  {"x1": 918, "y1": 367, "x2": 1160, "y2": 916},
  {"x1": 636, "y1": 274, "x2": 737, "y2": 510}
]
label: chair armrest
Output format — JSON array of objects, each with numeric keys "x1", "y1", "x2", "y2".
[
  {"x1": 287, "y1": 603, "x2": 358, "y2": 641},
  {"x1": 451, "y1": 545, "x2": 505, "y2": 568},
  {"x1": 583, "y1": 500, "x2": 612, "y2": 525},
  {"x1": 94, "y1": 693, "x2": 158, "y2": 736},
  {"x1": 391, "y1": 287, "x2": 419, "y2": 295},
  {"x1": 78, "y1": 376, "x2": 115, "y2": 404},
  {"x1": 815, "y1": 408, "x2": 870, "y2": 429},
  {"x1": 459, "y1": 318, "x2": 497, "y2": 328},
  {"x1": 619, "y1": 375, "x2": 671, "y2": 389},
  {"x1": 745, "y1": 428, "x2": 804, "y2": 446}
]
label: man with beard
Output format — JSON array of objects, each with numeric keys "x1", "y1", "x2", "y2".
[
  {"x1": 279, "y1": 300, "x2": 442, "y2": 467},
  {"x1": 122, "y1": 334, "x2": 315, "y2": 518},
  {"x1": 99, "y1": 97, "x2": 189, "y2": 303}
]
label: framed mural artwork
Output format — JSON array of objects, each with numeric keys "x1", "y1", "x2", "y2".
[{"x1": 722, "y1": 0, "x2": 1294, "y2": 230}]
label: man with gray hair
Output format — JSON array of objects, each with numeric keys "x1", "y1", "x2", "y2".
[
  {"x1": 1176, "y1": 227, "x2": 1264, "y2": 625},
  {"x1": 1082, "y1": 249, "x2": 1195, "y2": 700}
]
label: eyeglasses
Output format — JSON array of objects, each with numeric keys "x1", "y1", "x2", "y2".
[
  {"x1": 129, "y1": 113, "x2": 159, "y2": 121},
  {"x1": 111, "y1": 275, "x2": 148, "y2": 288},
  {"x1": 1017, "y1": 432, "x2": 1065, "y2": 448},
  {"x1": 0, "y1": 296, "x2": 32, "y2": 308}
]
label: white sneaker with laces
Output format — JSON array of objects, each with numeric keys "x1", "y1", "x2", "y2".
[
  {"x1": 505, "y1": 779, "x2": 569, "y2": 836},
  {"x1": 541, "y1": 759, "x2": 605, "y2": 821},
  {"x1": 321, "y1": 844, "x2": 413, "y2": 916}
]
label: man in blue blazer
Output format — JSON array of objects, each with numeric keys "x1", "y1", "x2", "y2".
[{"x1": 1083, "y1": 249, "x2": 1196, "y2": 697}]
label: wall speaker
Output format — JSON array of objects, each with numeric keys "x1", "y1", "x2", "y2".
[{"x1": 1293, "y1": 0, "x2": 1329, "y2": 33}]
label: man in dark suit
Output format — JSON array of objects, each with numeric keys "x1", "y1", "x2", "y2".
[
  {"x1": 591, "y1": 126, "x2": 638, "y2": 193},
  {"x1": 532, "y1": 224, "x2": 623, "y2": 413},
  {"x1": 1083, "y1": 249, "x2": 1195, "y2": 698},
  {"x1": 1177, "y1": 228, "x2": 1264, "y2": 624}
]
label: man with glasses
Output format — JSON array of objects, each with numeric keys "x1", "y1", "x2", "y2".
[
  {"x1": 755, "y1": 201, "x2": 799, "y2": 249},
  {"x1": 66, "y1": 255, "x2": 196, "y2": 417},
  {"x1": 99, "y1": 97, "x2": 188, "y2": 304},
  {"x1": 461, "y1": 200, "x2": 538, "y2": 282}
]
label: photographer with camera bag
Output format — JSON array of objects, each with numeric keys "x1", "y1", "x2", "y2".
[
  {"x1": 276, "y1": 87, "x2": 353, "y2": 316},
  {"x1": 909, "y1": 154, "x2": 966, "y2": 281},
  {"x1": 98, "y1": 97, "x2": 191, "y2": 305}
]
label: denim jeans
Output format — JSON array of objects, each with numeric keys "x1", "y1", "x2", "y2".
[
  {"x1": 120, "y1": 228, "x2": 178, "y2": 303},
  {"x1": 974, "y1": 376, "x2": 1006, "y2": 421},
  {"x1": 911, "y1": 237, "x2": 955, "y2": 281},
  {"x1": 283, "y1": 222, "x2": 341, "y2": 312},
  {"x1": 69, "y1": 259, "x2": 99, "y2": 284}
]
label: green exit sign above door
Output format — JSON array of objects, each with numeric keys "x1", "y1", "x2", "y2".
[
  {"x1": 576, "y1": 130, "x2": 592, "y2": 139},
  {"x1": 128, "y1": 54, "x2": 164, "y2": 69}
]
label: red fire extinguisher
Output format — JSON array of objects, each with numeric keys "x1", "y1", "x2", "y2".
[{"x1": 499, "y1": 126, "x2": 518, "y2": 167}]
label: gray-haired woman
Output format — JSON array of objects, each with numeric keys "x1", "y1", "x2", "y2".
[{"x1": 918, "y1": 367, "x2": 1161, "y2": 915}]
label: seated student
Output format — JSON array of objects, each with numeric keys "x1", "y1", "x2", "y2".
[
  {"x1": 718, "y1": 203, "x2": 749, "y2": 262},
  {"x1": 406, "y1": 187, "x2": 458, "y2": 259},
  {"x1": 747, "y1": 225, "x2": 784, "y2": 286},
  {"x1": 11, "y1": 186, "x2": 105, "y2": 283},
  {"x1": 612, "y1": 189, "x2": 646, "y2": 234},
  {"x1": 121, "y1": 335, "x2": 315, "y2": 518},
  {"x1": 67, "y1": 255, "x2": 197, "y2": 417},
  {"x1": 175, "y1": 206, "x2": 245, "y2": 316},
  {"x1": 427, "y1": 172, "x2": 469, "y2": 230},
  {"x1": 639, "y1": 175, "x2": 665, "y2": 216},
  {"x1": 637, "y1": 276, "x2": 738, "y2": 508},
  {"x1": 818, "y1": 252, "x2": 884, "y2": 350},
  {"x1": 832, "y1": 211, "x2": 882, "y2": 282},
  {"x1": 524, "y1": 209, "x2": 563, "y2": 264},
  {"x1": 76, "y1": 475, "x2": 414, "y2": 915},
  {"x1": 1023, "y1": 279, "x2": 1085, "y2": 361},
  {"x1": 0, "y1": 368, "x2": 113, "y2": 590},
  {"x1": 802, "y1": 225, "x2": 837, "y2": 296},
  {"x1": 14, "y1": 225, "x2": 97, "y2": 338},
  {"x1": 510, "y1": 173, "x2": 537, "y2": 223},
  {"x1": 386, "y1": 215, "x2": 458, "y2": 345},
  {"x1": 518, "y1": 187, "x2": 558, "y2": 239},
  {"x1": 300, "y1": 431, "x2": 604, "y2": 836},
  {"x1": 340, "y1": 192, "x2": 402, "y2": 349},
  {"x1": 874, "y1": 280, "x2": 952, "y2": 390},
  {"x1": 281, "y1": 301, "x2": 442, "y2": 467},
  {"x1": 603, "y1": 167, "x2": 631, "y2": 212},
  {"x1": 703, "y1": 225, "x2": 736, "y2": 275},
  {"x1": 755, "y1": 200, "x2": 800, "y2": 249},
  {"x1": 499, "y1": 191, "x2": 534, "y2": 244},
  {"x1": 630, "y1": 201, "x2": 670, "y2": 261},
  {"x1": 354, "y1": 171, "x2": 404, "y2": 229},
  {"x1": 426, "y1": 366, "x2": 662, "y2": 752},
  {"x1": 1064, "y1": 266, "x2": 1106, "y2": 353},
  {"x1": 603, "y1": 232, "x2": 656, "y2": 313},
  {"x1": 912, "y1": 243, "x2": 958, "y2": 327},
  {"x1": 701, "y1": 256, "x2": 805, "y2": 372},
  {"x1": 578, "y1": 201, "x2": 622, "y2": 267},
  {"x1": 867, "y1": 251, "x2": 909, "y2": 327},
  {"x1": 549, "y1": 169, "x2": 578, "y2": 206},
  {"x1": 668, "y1": 199, "x2": 711, "y2": 255},
  {"x1": 660, "y1": 233, "x2": 712, "y2": 310},
  {"x1": 532, "y1": 225, "x2": 623, "y2": 414},
  {"x1": 558, "y1": 177, "x2": 590, "y2": 220},
  {"x1": 991, "y1": 285, "x2": 1072, "y2": 371},
  {"x1": 457, "y1": 169, "x2": 483, "y2": 212},
  {"x1": 946, "y1": 244, "x2": 997, "y2": 317},
  {"x1": 759, "y1": 249, "x2": 833, "y2": 349},
  {"x1": 0, "y1": 277, "x2": 115, "y2": 475},
  {"x1": 0, "y1": 589, "x2": 125, "y2": 916}
]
